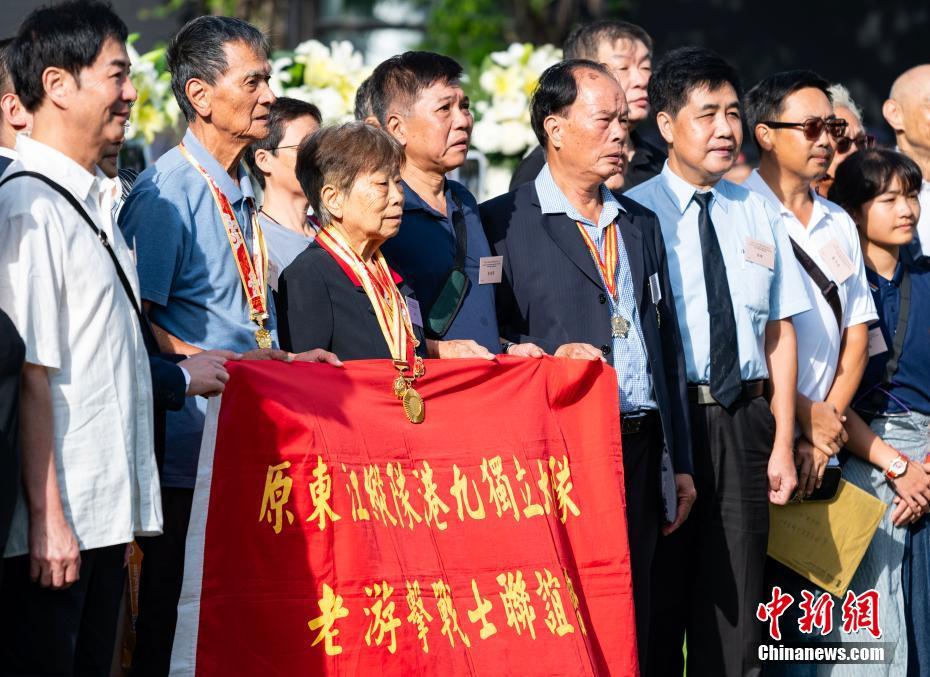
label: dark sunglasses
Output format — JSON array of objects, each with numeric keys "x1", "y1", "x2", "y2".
[
  {"x1": 761, "y1": 117, "x2": 848, "y2": 140},
  {"x1": 835, "y1": 133, "x2": 876, "y2": 154}
]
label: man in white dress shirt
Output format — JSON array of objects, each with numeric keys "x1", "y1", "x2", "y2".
[
  {"x1": 0, "y1": 2, "x2": 162, "y2": 673},
  {"x1": 883, "y1": 64, "x2": 930, "y2": 260},
  {"x1": 744, "y1": 70, "x2": 877, "y2": 492}
]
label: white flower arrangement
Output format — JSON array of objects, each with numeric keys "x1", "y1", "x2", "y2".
[
  {"x1": 126, "y1": 38, "x2": 181, "y2": 144},
  {"x1": 270, "y1": 39, "x2": 371, "y2": 123},
  {"x1": 470, "y1": 42, "x2": 562, "y2": 158}
]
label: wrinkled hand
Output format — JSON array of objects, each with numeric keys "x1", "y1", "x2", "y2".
[
  {"x1": 662, "y1": 473, "x2": 697, "y2": 535},
  {"x1": 290, "y1": 349, "x2": 343, "y2": 367},
  {"x1": 554, "y1": 343, "x2": 605, "y2": 362},
  {"x1": 801, "y1": 401, "x2": 847, "y2": 456},
  {"x1": 794, "y1": 438, "x2": 831, "y2": 498},
  {"x1": 768, "y1": 445, "x2": 798, "y2": 505},
  {"x1": 505, "y1": 342, "x2": 545, "y2": 358},
  {"x1": 184, "y1": 349, "x2": 239, "y2": 397},
  {"x1": 431, "y1": 339, "x2": 495, "y2": 360},
  {"x1": 29, "y1": 514, "x2": 80, "y2": 589}
]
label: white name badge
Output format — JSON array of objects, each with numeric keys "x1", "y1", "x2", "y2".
[
  {"x1": 744, "y1": 238, "x2": 776, "y2": 269},
  {"x1": 406, "y1": 297, "x2": 423, "y2": 327},
  {"x1": 648, "y1": 272, "x2": 662, "y2": 304},
  {"x1": 867, "y1": 326, "x2": 888, "y2": 357},
  {"x1": 479, "y1": 255, "x2": 503, "y2": 284},
  {"x1": 818, "y1": 239, "x2": 855, "y2": 284}
]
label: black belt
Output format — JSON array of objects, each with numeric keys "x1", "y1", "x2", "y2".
[
  {"x1": 688, "y1": 380, "x2": 764, "y2": 406},
  {"x1": 620, "y1": 410, "x2": 660, "y2": 435}
]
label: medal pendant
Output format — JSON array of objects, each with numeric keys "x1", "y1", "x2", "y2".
[
  {"x1": 611, "y1": 315, "x2": 630, "y2": 339},
  {"x1": 402, "y1": 387, "x2": 425, "y2": 424},
  {"x1": 413, "y1": 356, "x2": 426, "y2": 378},
  {"x1": 392, "y1": 374, "x2": 408, "y2": 399},
  {"x1": 255, "y1": 327, "x2": 272, "y2": 349}
]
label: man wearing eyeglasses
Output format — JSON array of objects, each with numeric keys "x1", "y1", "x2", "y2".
[
  {"x1": 813, "y1": 83, "x2": 875, "y2": 198},
  {"x1": 884, "y1": 64, "x2": 930, "y2": 261},
  {"x1": 745, "y1": 71, "x2": 877, "y2": 490},
  {"x1": 742, "y1": 71, "x2": 878, "y2": 667}
]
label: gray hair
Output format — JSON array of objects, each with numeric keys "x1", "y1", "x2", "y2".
[
  {"x1": 828, "y1": 83, "x2": 863, "y2": 125},
  {"x1": 167, "y1": 16, "x2": 270, "y2": 122}
]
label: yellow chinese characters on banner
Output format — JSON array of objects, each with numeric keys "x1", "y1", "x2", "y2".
[
  {"x1": 306, "y1": 568, "x2": 584, "y2": 657},
  {"x1": 258, "y1": 454, "x2": 583, "y2": 536}
]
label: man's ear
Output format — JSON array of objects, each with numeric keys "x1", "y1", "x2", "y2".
[
  {"x1": 320, "y1": 184, "x2": 344, "y2": 221},
  {"x1": 883, "y1": 98, "x2": 903, "y2": 134},
  {"x1": 754, "y1": 123, "x2": 775, "y2": 152},
  {"x1": 384, "y1": 111, "x2": 406, "y2": 147},
  {"x1": 542, "y1": 114, "x2": 564, "y2": 150},
  {"x1": 185, "y1": 78, "x2": 212, "y2": 119},
  {"x1": 656, "y1": 110, "x2": 674, "y2": 145},
  {"x1": 41, "y1": 66, "x2": 74, "y2": 110}
]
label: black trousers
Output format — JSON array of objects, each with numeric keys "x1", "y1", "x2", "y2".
[
  {"x1": 621, "y1": 417, "x2": 663, "y2": 676},
  {"x1": 647, "y1": 396, "x2": 774, "y2": 677},
  {"x1": 0, "y1": 543, "x2": 126, "y2": 677},
  {"x1": 130, "y1": 487, "x2": 193, "y2": 677}
]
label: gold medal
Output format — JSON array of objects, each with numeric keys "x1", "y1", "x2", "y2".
[
  {"x1": 255, "y1": 327, "x2": 272, "y2": 349},
  {"x1": 402, "y1": 387, "x2": 425, "y2": 424},
  {"x1": 611, "y1": 315, "x2": 630, "y2": 339},
  {"x1": 393, "y1": 373, "x2": 408, "y2": 399}
]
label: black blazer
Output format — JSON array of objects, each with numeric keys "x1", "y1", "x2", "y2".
[
  {"x1": 277, "y1": 241, "x2": 428, "y2": 360},
  {"x1": 480, "y1": 182, "x2": 692, "y2": 474}
]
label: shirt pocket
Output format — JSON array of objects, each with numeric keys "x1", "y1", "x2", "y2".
[{"x1": 737, "y1": 255, "x2": 775, "y2": 325}]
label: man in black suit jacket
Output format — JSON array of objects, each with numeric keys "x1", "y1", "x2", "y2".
[
  {"x1": 508, "y1": 20, "x2": 665, "y2": 192},
  {"x1": 481, "y1": 60, "x2": 694, "y2": 674},
  {"x1": 0, "y1": 38, "x2": 32, "y2": 175}
]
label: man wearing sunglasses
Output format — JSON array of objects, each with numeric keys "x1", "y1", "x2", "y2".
[
  {"x1": 813, "y1": 84, "x2": 875, "y2": 198},
  {"x1": 743, "y1": 70, "x2": 878, "y2": 665},
  {"x1": 884, "y1": 64, "x2": 930, "y2": 261}
]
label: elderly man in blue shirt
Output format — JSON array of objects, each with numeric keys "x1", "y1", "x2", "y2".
[
  {"x1": 368, "y1": 51, "x2": 543, "y2": 359},
  {"x1": 626, "y1": 47, "x2": 810, "y2": 677},
  {"x1": 118, "y1": 17, "x2": 338, "y2": 675}
]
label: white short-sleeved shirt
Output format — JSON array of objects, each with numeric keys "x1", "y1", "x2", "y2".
[
  {"x1": 626, "y1": 163, "x2": 811, "y2": 383},
  {"x1": 0, "y1": 135, "x2": 162, "y2": 556},
  {"x1": 744, "y1": 170, "x2": 877, "y2": 402}
]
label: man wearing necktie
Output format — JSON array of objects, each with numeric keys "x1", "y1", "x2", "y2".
[
  {"x1": 481, "y1": 59, "x2": 694, "y2": 674},
  {"x1": 627, "y1": 48, "x2": 811, "y2": 677}
]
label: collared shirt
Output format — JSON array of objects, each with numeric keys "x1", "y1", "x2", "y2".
[
  {"x1": 744, "y1": 170, "x2": 876, "y2": 401},
  {"x1": 258, "y1": 211, "x2": 314, "y2": 291},
  {"x1": 0, "y1": 135, "x2": 161, "y2": 555},
  {"x1": 535, "y1": 164, "x2": 656, "y2": 412},
  {"x1": 916, "y1": 179, "x2": 930, "y2": 258},
  {"x1": 626, "y1": 162, "x2": 811, "y2": 382},
  {"x1": 380, "y1": 179, "x2": 500, "y2": 353},
  {"x1": 119, "y1": 128, "x2": 277, "y2": 489},
  {"x1": 855, "y1": 260, "x2": 930, "y2": 416}
]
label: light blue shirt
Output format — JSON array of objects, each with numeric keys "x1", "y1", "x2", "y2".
[
  {"x1": 625, "y1": 162, "x2": 810, "y2": 383},
  {"x1": 535, "y1": 164, "x2": 657, "y2": 412},
  {"x1": 119, "y1": 128, "x2": 277, "y2": 488}
]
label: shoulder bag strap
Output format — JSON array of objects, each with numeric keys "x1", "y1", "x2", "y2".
[
  {"x1": 0, "y1": 170, "x2": 159, "y2": 354},
  {"x1": 789, "y1": 236, "x2": 843, "y2": 330}
]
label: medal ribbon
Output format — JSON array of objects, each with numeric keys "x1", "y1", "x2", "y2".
[
  {"x1": 315, "y1": 227, "x2": 418, "y2": 365},
  {"x1": 179, "y1": 142, "x2": 269, "y2": 324},
  {"x1": 576, "y1": 220, "x2": 619, "y2": 302}
]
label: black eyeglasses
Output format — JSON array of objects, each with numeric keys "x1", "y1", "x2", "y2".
[
  {"x1": 836, "y1": 133, "x2": 876, "y2": 154},
  {"x1": 761, "y1": 117, "x2": 848, "y2": 140}
]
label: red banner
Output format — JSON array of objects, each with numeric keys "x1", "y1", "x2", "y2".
[{"x1": 171, "y1": 357, "x2": 638, "y2": 676}]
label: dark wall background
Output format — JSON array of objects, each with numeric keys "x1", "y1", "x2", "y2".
[{"x1": 625, "y1": 0, "x2": 930, "y2": 142}]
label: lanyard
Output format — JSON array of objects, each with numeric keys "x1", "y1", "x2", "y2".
[
  {"x1": 576, "y1": 221, "x2": 619, "y2": 303},
  {"x1": 179, "y1": 143, "x2": 270, "y2": 348},
  {"x1": 315, "y1": 226, "x2": 418, "y2": 366}
]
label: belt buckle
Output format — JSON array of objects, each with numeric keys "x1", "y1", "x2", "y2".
[{"x1": 622, "y1": 412, "x2": 647, "y2": 434}]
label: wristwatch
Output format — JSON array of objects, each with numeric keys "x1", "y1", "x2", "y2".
[
  {"x1": 501, "y1": 341, "x2": 515, "y2": 355},
  {"x1": 885, "y1": 453, "x2": 909, "y2": 480}
]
